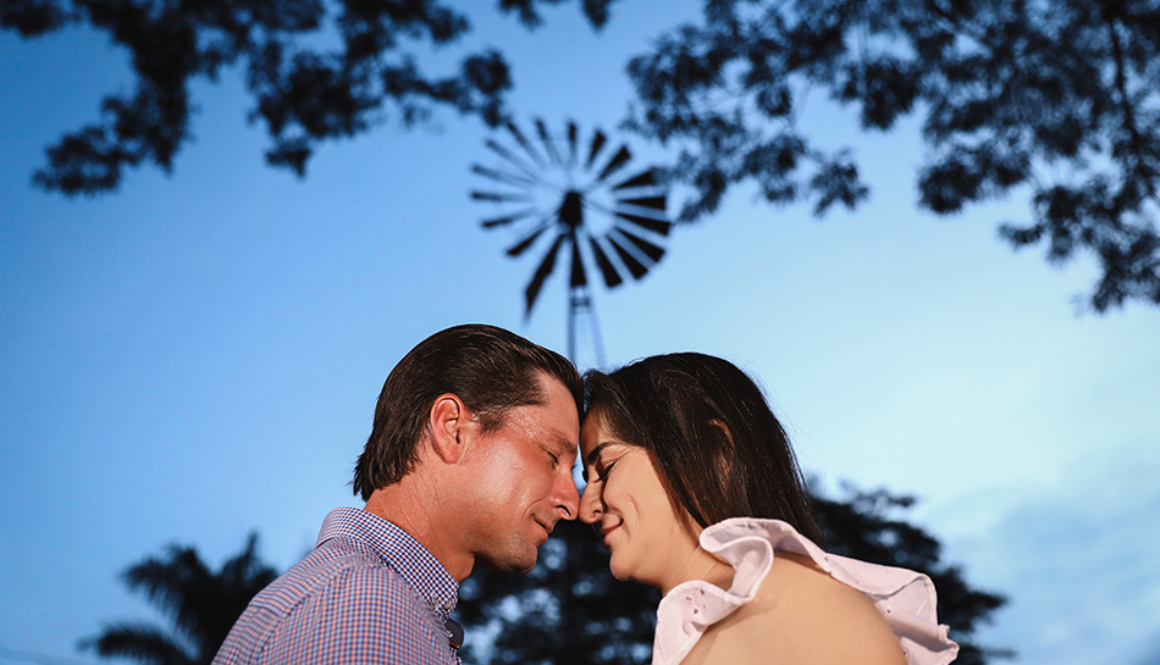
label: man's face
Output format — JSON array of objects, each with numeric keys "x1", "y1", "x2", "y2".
[{"x1": 464, "y1": 373, "x2": 580, "y2": 573}]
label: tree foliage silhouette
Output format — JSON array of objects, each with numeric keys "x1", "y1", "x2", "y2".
[
  {"x1": 81, "y1": 533, "x2": 278, "y2": 665},
  {"x1": 77, "y1": 484, "x2": 1005, "y2": 664},
  {"x1": 1, "y1": 0, "x2": 615, "y2": 195},
  {"x1": 458, "y1": 518, "x2": 660, "y2": 665},
  {"x1": 457, "y1": 483, "x2": 1008, "y2": 665},
  {"x1": 812, "y1": 484, "x2": 1011, "y2": 665},
  {"x1": 8, "y1": 2, "x2": 1160, "y2": 312},
  {"x1": 625, "y1": 0, "x2": 1160, "y2": 311}
]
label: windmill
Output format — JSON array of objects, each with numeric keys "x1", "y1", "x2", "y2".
[{"x1": 470, "y1": 117, "x2": 671, "y2": 365}]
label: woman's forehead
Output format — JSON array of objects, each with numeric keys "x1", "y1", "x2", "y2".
[{"x1": 579, "y1": 412, "x2": 619, "y2": 453}]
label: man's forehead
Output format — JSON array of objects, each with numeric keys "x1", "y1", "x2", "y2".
[
  {"x1": 537, "y1": 375, "x2": 580, "y2": 423},
  {"x1": 541, "y1": 417, "x2": 579, "y2": 453},
  {"x1": 533, "y1": 371, "x2": 580, "y2": 411},
  {"x1": 504, "y1": 399, "x2": 578, "y2": 448}
]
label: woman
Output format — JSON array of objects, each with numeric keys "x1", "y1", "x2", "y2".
[{"x1": 579, "y1": 353, "x2": 958, "y2": 665}]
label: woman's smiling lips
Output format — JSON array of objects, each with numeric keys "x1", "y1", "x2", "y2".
[{"x1": 600, "y1": 523, "x2": 621, "y2": 547}]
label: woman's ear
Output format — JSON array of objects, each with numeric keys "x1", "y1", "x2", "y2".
[
  {"x1": 707, "y1": 418, "x2": 735, "y2": 479},
  {"x1": 674, "y1": 418, "x2": 736, "y2": 530}
]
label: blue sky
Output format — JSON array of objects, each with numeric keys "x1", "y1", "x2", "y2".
[{"x1": 2, "y1": 2, "x2": 1158, "y2": 664}]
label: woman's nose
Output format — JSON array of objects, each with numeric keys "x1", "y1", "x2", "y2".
[{"x1": 578, "y1": 481, "x2": 602, "y2": 523}]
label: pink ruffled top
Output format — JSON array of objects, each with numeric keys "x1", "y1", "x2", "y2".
[{"x1": 653, "y1": 518, "x2": 959, "y2": 665}]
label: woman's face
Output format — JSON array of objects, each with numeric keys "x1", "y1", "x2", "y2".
[{"x1": 579, "y1": 409, "x2": 701, "y2": 590}]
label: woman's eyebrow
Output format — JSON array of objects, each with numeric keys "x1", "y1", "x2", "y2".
[{"x1": 584, "y1": 441, "x2": 618, "y2": 466}]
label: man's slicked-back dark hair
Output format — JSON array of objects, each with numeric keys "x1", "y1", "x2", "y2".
[
  {"x1": 353, "y1": 324, "x2": 581, "y2": 500},
  {"x1": 584, "y1": 353, "x2": 820, "y2": 541}
]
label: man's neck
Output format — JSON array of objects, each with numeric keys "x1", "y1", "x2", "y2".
[{"x1": 364, "y1": 483, "x2": 475, "y2": 582}]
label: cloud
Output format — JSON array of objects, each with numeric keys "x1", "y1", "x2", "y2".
[
  {"x1": 940, "y1": 442, "x2": 1160, "y2": 665},
  {"x1": 1128, "y1": 630, "x2": 1160, "y2": 665}
]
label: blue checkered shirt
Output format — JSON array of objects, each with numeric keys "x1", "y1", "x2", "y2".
[{"x1": 213, "y1": 508, "x2": 462, "y2": 664}]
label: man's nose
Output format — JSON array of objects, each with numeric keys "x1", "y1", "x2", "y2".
[{"x1": 554, "y1": 470, "x2": 580, "y2": 520}]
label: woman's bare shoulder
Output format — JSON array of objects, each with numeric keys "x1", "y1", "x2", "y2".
[{"x1": 682, "y1": 552, "x2": 906, "y2": 665}]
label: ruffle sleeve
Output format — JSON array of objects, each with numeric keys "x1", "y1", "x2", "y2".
[{"x1": 652, "y1": 517, "x2": 959, "y2": 665}]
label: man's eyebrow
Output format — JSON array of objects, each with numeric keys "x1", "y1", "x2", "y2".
[{"x1": 545, "y1": 431, "x2": 577, "y2": 457}]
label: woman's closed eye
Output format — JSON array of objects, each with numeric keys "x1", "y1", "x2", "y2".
[
  {"x1": 582, "y1": 460, "x2": 614, "y2": 484},
  {"x1": 595, "y1": 460, "x2": 617, "y2": 482}
]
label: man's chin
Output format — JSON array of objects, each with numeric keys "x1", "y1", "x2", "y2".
[{"x1": 478, "y1": 548, "x2": 538, "y2": 574}]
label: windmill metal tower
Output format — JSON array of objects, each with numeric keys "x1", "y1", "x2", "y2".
[{"x1": 470, "y1": 117, "x2": 671, "y2": 365}]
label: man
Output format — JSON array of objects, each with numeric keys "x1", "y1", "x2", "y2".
[{"x1": 213, "y1": 324, "x2": 582, "y2": 664}]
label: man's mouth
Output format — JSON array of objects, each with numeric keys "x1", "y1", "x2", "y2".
[{"x1": 534, "y1": 518, "x2": 554, "y2": 536}]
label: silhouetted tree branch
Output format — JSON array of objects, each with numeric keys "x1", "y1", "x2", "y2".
[
  {"x1": 3, "y1": 0, "x2": 616, "y2": 195},
  {"x1": 813, "y1": 483, "x2": 1012, "y2": 665},
  {"x1": 458, "y1": 482, "x2": 1009, "y2": 664},
  {"x1": 81, "y1": 533, "x2": 278, "y2": 665},
  {"x1": 84, "y1": 480, "x2": 1005, "y2": 665},
  {"x1": 625, "y1": 0, "x2": 1160, "y2": 311},
  {"x1": 11, "y1": 1, "x2": 1151, "y2": 309}
]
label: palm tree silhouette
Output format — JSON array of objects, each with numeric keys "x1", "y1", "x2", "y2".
[{"x1": 81, "y1": 533, "x2": 278, "y2": 665}]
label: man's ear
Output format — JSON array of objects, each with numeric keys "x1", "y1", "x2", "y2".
[{"x1": 428, "y1": 394, "x2": 471, "y2": 464}]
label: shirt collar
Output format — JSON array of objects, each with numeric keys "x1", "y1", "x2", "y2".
[{"x1": 316, "y1": 507, "x2": 459, "y2": 617}]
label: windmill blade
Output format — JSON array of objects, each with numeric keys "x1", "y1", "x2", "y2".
[
  {"x1": 569, "y1": 232, "x2": 587, "y2": 288},
  {"x1": 618, "y1": 194, "x2": 666, "y2": 211},
  {"x1": 615, "y1": 226, "x2": 666, "y2": 263},
  {"x1": 524, "y1": 232, "x2": 567, "y2": 317},
  {"x1": 535, "y1": 118, "x2": 563, "y2": 167},
  {"x1": 481, "y1": 208, "x2": 536, "y2": 229},
  {"x1": 472, "y1": 164, "x2": 537, "y2": 188},
  {"x1": 611, "y1": 168, "x2": 658, "y2": 191},
  {"x1": 585, "y1": 129, "x2": 608, "y2": 171},
  {"x1": 596, "y1": 145, "x2": 633, "y2": 182},
  {"x1": 588, "y1": 236, "x2": 623, "y2": 288},
  {"x1": 471, "y1": 190, "x2": 533, "y2": 203},
  {"x1": 506, "y1": 120, "x2": 547, "y2": 168},
  {"x1": 485, "y1": 139, "x2": 540, "y2": 180},
  {"x1": 567, "y1": 121, "x2": 578, "y2": 168},
  {"x1": 606, "y1": 232, "x2": 649, "y2": 279},
  {"x1": 507, "y1": 221, "x2": 551, "y2": 257},
  {"x1": 614, "y1": 210, "x2": 672, "y2": 236}
]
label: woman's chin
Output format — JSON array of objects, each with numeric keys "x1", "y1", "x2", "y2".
[
  {"x1": 609, "y1": 557, "x2": 659, "y2": 588},
  {"x1": 608, "y1": 555, "x2": 634, "y2": 582},
  {"x1": 609, "y1": 564, "x2": 630, "y2": 582}
]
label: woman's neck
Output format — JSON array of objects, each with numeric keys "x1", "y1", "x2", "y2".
[{"x1": 660, "y1": 547, "x2": 735, "y2": 595}]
